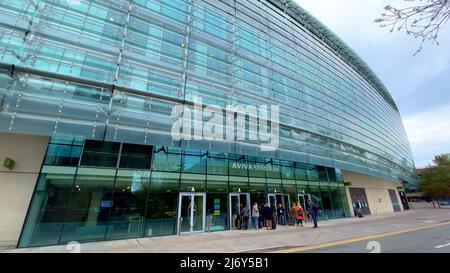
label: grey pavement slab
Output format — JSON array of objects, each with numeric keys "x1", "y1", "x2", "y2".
[{"x1": 3, "y1": 208, "x2": 450, "y2": 253}]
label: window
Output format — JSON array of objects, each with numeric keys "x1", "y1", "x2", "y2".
[
  {"x1": 119, "y1": 144, "x2": 153, "y2": 169},
  {"x1": 80, "y1": 140, "x2": 120, "y2": 168},
  {"x1": 182, "y1": 155, "x2": 206, "y2": 174}
]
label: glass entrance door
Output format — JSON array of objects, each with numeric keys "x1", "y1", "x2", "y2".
[
  {"x1": 268, "y1": 194, "x2": 290, "y2": 225},
  {"x1": 178, "y1": 193, "x2": 206, "y2": 234},
  {"x1": 268, "y1": 194, "x2": 290, "y2": 209},
  {"x1": 298, "y1": 194, "x2": 311, "y2": 210},
  {"x1": 229, "y1": 193, "x2": 251, "y2": 229}
]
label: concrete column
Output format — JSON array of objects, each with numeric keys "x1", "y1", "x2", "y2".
[{"x1": 86, "y1": 192, "x2": 103, "y2": 226}]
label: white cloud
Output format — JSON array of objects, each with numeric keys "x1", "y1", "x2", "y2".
[
  {"x1": 295, "y1": 0, "x2": 450, "y2": 167},
  {"x1": 294, "y1": 0, "x2": 450, "y2": 97},
  {"x1": 403, "y1": 105, "x2": 450, "y2": 167}
]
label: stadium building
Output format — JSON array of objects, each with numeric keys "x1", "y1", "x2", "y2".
[{"x1": 0, "y1": 0, "x2": 416, "y2": 247}]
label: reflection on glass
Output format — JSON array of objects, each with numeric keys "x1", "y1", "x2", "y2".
[
  {"x1": 19, "y1": 191, "x2": 70, "y2": 247},
  {"x1": 145, "y1": 193, "x2": 178, "y2": 236},
  {"x1": 36, "y1": 167, "x2": 76, "y2": 191},
  {"x1": 179, "y1": 195, "x2": 192, "y2": 233},
  {"x1": 80, "y1": 140, "x2": 120, "y2": 167},
  {"x1": 74, "y1": 168, "x2": 116, "y2": 191},
  {"x1": 44, "y1": 143, "x2": 82, "y2": 167},
  {"x1": 182, "y1": 155, "x2": 206, "y2": 173},
  {"x1": 180, "y1": 173, "x2": 205, "y2": 192},
  {"x1": 206, "y1": 193, "x2": 228, "y2": 231},
  {"x1": 60, "y1": 191, "x2": 112, "y2": 243},
  {"x1": 119, "y1": 143, "x2": 153, "y2": 169},
  {"x1": 149, "y1": 172, "x2": 180, "y2": 193},
  {"x1": 193, "y1": 195, "x2": 204, "y2": 231},
  {"x1": 106, "y1": 191, "x2": 146, "y2": 240}
]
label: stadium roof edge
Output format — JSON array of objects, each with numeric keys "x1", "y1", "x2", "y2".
[{"x1": 267, "y1": 0, "x2": 399, "y2": 111}]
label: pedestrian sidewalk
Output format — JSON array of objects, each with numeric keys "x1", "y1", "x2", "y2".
[{"x1": 3, "y1": 208, "x2": 450, "y2": 253}]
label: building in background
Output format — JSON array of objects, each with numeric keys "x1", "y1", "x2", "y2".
[{"x1": 0, "y1": 0, "x2": 416, "y2": 248}]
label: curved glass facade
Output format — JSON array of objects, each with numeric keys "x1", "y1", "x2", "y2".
[
  {"x1": 0, "y1": 0, "x2": 417, "y2": 247},
  {"x1": 0, "y1": 0, "x2": 415, "y2": 183}
]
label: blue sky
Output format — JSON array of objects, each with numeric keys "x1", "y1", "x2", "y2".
[{"x1": 295, "y1": 0, "x2": 450, "y2": 168}]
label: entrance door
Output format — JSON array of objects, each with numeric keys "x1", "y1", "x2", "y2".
[
  {"x1": 178, "y1": 193, "x2": 206, "y2": 234},
  {"x1": 267, "y1": 194, "x2": 290, "y2": 211},
  {"x1": 229, "y1": 193, "x2": 251, "y2": 229},
  {"x1": 268, "y1": 194, "x2": 290, "y2": 224},
  {"x1": 298, "y1": 194, "x2": 311, "y2": 210},
  {"x1": 388, "y1": 189, "x2": 402, "y2": 212},
  {"x1": 398, "y1": 190, "x2": 409, "y2": 210},
  {"x1": 349, "y1": 188, "x2": 371, "y2": 215}
]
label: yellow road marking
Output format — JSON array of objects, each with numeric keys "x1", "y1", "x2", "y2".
[{"x1": 275, "y1": 221, "x2": 450, "y2": 253}]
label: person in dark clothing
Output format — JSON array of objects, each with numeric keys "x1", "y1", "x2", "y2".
[
  {"x1": 308, "y1": 200, "x2": 319, "y2": 228},
  {"x1": 262, "y1": 203, "x2": 273, "y2": 230},
  {"x1": 277, "y1": 204, "x2": 286, "y2": 225},
  {"x1": 354, "y1": 200, "x2": 364, "y2": 218},
  {"x1": 241, "y1": 203, "x2": 250, "y2": 230}
]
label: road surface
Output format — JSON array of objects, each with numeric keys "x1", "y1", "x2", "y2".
[{"x1": 284, "y1": 222, "x2": 450, "y2": 253}]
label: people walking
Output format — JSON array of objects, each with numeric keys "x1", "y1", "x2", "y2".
[
  {"x1": 308, "y1": 200, "x2": 319, "y2": 228},
  {"x1": 241, "y1": 203, "x2": 250, "y2": 230},
  {"x1": 252, "y1": 203, "x2": 260, "y2": 230},
  {"x1": 277, "y1": 204, "x2": 286, "y2": 225},
  {"x1": 262, "y1": 203, "x2": 273, "y2": 230},
  {"x1": 296, "y1": 202, "x2": 304, "y2": 227}
]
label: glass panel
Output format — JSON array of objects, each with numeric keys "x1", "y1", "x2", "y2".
[
  {"x1": 230, "y1": 194, "x2": 240, "y2": 230},
  {"x1": 248, "y1": 161, "x2": 266, "y2": 178},
  {"x1": 229, "y1": 158, "x2": 248, "y2": 176},
  {"x1": 267, "y1": 178, "x2": 282, "y2": 193},
  {"x1": 206, "y1": 175, "x2": 228, "y2": 192},
  {"x1": 229, "y1": 176, "x2": 249, "y2": 193},
  {"x1": 36, "y1": 166, "x2": 76, "y2": 191},
  {"x1": 207, "y1": 156, "x2": 228, "y2": 175},
  {"x1": 308, "y1": 185, "x2": 323, "y2": 219},
  {"x1": 19, "y1": 191, "x2": 70, "y2": 247},
  {"x1": 193, "y1": 195, "x2": 204, "y2": 231},
  {"x1": 340, "y1": 187, "x2": 351, "y2": 217},
  {"x1": 268, "y1": 194, "x2": 277, "y2": 211},
  {"x1": 206, "y1": 193, "x2": 228, "y2": 231},
  {"x1": 149, "y1": 172, "x2": 180, "y2": 193},
  {"x1": 320, "y1": 186, "x2": 334, "y2": 220},
  {"x1": 281, "y1": 166, "x2": 295, "y2": 180},
  {"x1": 80, "y1": 140, "x2": 120, "y2": 168},
  {"x1": 145, "y1": 192, "x2": 178, "y2": 236},
  {"x1": 249, "y1": 177, "x2": 266, "y2": 193},
  {"x1": 307, "y1": 167, "x2": 320, "y2": 182},
  {"x1": 318, "y1": 166, "x2": 328, "y2": 182},
  {"x1": 265, "y1": 163, "x2": 281, "y2": 178},
  {"x1": 327, "y1": 168, "x2": 337, "y2": 182},
  {"x1": 182, "y1": 155, "x2": 206, "y2": 173},
  {"x1": 179, "y1": 195, "x2": 191, "y2": 233},
  {"x1": 60, "y1": 191, "x2": 113, "y2": 243},
  {"x1": 180, "y1": 173, "x2": 205, "y2": 192},
  {"x1": 294, "y1": 167, "x2": 308, "y2": 180},
  {"x1": 74, "y1": 168, "x2": 116, "y2": 191},
  {"x1": 106, "y1": 189, "x2": 147, "y2": 240},
  {"x1": 152, "y1": 150, "x2": 181, "y2": 172},
  {"x1": 119, "y1": 143, "x2": 153, "y2": 169},
  {"x1": 330, "y1": 186, "x2": 345, "y2": 219},
  {"x1": 43, "y1": 143, "x2": 82, "y2": 167},
  {"x1": 114, "y1": 170, "x2": 151, "y2": 191}
]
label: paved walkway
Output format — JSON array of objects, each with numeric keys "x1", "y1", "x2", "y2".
[{"x1": 3, "y1": 208, "x2": 450, "y2": 253}]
